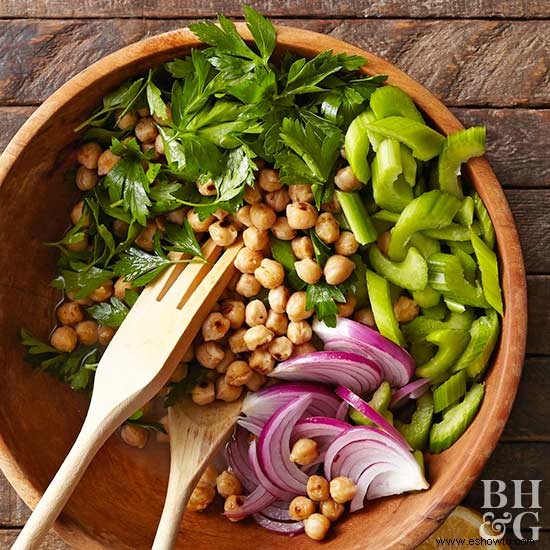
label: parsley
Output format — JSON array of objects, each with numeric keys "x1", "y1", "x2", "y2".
[
  {"x1": 146, "y1": 74, "x2": 169, "y2": 123},
  {"x1": 51, "y1": 265, "x2": 114, "y2": 299},
  {"x1": 87, "y1": 297, "x2": 129, "y2": 328},
  {"x1": 114, "y1": 247, "x2": 176, "y2": 286},
  {"x1": 163, "y1": 221, "x2": 203, "y2": 257}
]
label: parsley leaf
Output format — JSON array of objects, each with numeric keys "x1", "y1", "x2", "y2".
[
  {"x1": 243, "y1": 4, "x2": 276, "y2": 62},
  {"x1": 87, "y1": 297, "x2": 129, "y2": 328},
  {"x1": 163, "y1": 221, "x2": 203, "y2": 257},
  {"x1": 114, "y1": 247, "x2": 175, "y2": 286},
  {"x1": 146, "y1": 77, "x2": 169, "y2": 123},
  {"x1": 51, "y1": 266, "x2": 114, "y2": 299},
  {"x1": 306, "y1": 282, "x2": 344, "y2": 328}
]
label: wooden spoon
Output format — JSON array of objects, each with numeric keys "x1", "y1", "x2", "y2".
[{"x1": 152, "y1": 397, "x2": 243, "y2": 550}]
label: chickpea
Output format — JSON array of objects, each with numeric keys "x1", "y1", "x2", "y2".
[
  {"x1": 377, "y1": 230, "x2": 391, "y2": 257},
  {"x1": 165, "y1": 207, "x2": 187, "y2": 226},
  {"x1": 353, "y1": 307, "x2": 376, "y2": 327},
  {"x1": 196, "y1": 178, "x2": 216, "y2": 197},
  {"x1": 295, "y1": 258, "x2": 322, "y2": 285},
  {"x1": 56, "y1": 301, "x2": 83, "y2": 326},
  {"x1": 77, "y1": 142, "x2": 102, "y2": 169},
  {"x1": 315, "y1": 212, "x2": 340, "y2": 244},
  {"x1": 216, "y1": 350, "x2": 235, "y2": 374},
  {"x1": 65, "y1": 235, "x2": 88, "y2": 253},
  {"x1": 243, "y1": 226, "x2": 269, "y2": 251},
  {"x1": 271, "y1": 216, "x2": 296, "y2": 240},
  {"x1": 216, "y1": 470, "x2": 243, "y2": 498},
  {"x1": 235, "y1": 273, "x2": 261, "y2": 298},
  {"x1": 292, "y1": 342, "x2": 317, "y2": 356},
  {"x1": 224, "y1": 495, "x2": 246, "y2": 522},
  {"x1": 329, "y1": 476, "x2": 357, "y2": 504},
  {"x1": 225, "y1": 360, "x2": 252, "y2": 386},
  {"x1": 97, "y1": 324, "x2": 116, "y2": 346},
  {"x1": 249, "y1": 348, "x2": 276, "y2": 374},
  {"x1": 182, "y1": 344, "x2": 194, "y2": 363},
  {"x1": 335, "y1": 231, "x2": 359, "y2": 256},
  {"x1": 120, "y1": 424, "x2": 149, "y2": 449},
  {"x1": 265, "y1": 310, "x2": 288, "y2": 336},
  {"x1": 221, "y1": 299, "x2": 245, "y2": 330},
  {"x1": 244, "y1": 184, "x2": 263, "y2": 205},
  {"x1": 244, "y1": 325, "x2": 274, "y2": 351},
  {"x1": 187, "y1": 209, "x2": 215, "y2": 233},
  {"x1": 75, "y1": 166, "x2": 98, "y2": 191},
  {"x1": 287, "y1": 320, "x2": 312, "y2": 345},
  {"x1": 286, "y1": 202, "x2": 318, "y2": 230},
  {"x1": 304, "y1": 513, "x2": 331, "y2": 541},
  {"x1": 208, "y1": 219, "x2": 238, "y2": 247},
  {"x1": 319, "y1": 498, "x2": 345, "y2": 522},
  {"x1": 246, "y1": 370, "x2": 267, "y2": 391},
  {"x1": 113, "y1": 277, "x2": 134, "y2": 301},
  {"x1": 134, "y1": 220, "x2": 156, "y2": 252},
  {"x1": 89, "y1": 280, "x2": 113, "y2": 302},
  {"x1": 187, "y1": 481, "x2": 216, "y2": 512},
  {"x1": 115, "y1": 109, "x2": 138, "y2": 130},
  {"x1": 291, "y1": 236, "x2": 314, "y2": 261},
  {"x1": 290, "y1": 438, "x2": 319, "y2": 466},
  {"x1": 196, "y1": 341, "x2": 225, "y2": 369},
  {"x1": 201, "y1": 312, "x2": 230, "y2": 342},
  {"x1": 289, "y1": 184, "x2": 314, "y2": 203},
  {"x1": 199, "y1": 465, "x2": 218, "y2": 487},
  {"x1": 234, "y1": 247, "x2": 263, "y2": 274},
  {"x1": 393, "y1": 296, "x2": 420, "y2": 323},
  {"x1": 335, "y1": 165, "x2": 362, "y2": 191},
  {"x1": 134, "y1": 116, "x2": 158, "y2": 143},
  {"x1": 288, "y1": 496, "x2": 315, "y2": 521},
  {"x1": 268, "y1": 336, "x2": 293, "y2": 361},
  {"x1": 216, "y1": 376, "x2": 243, "y2": 402},
  {"x1": 321, "y1": 195, "x2": 341, "y2": 213},
  {"x1": 70, "y1": 200, "x2": 89, "y2": 227},
  {"x1": 142, "y1": 141, "x2": 161, "y2": 160},
  {"x1": 229, "y1": 328, "x2": 249, "y2": 354},
  {"x1": 268, "y1": 285, "x2": 290, "y2": 314},
  {"x1": 286, "y1": 291, "x2": 313, "y2": 322},
  {"x1": 191, "y1": 380, "x2": 216, "y2": 406},
  {"x1": 97, "y1": 149, "x2": 121, "y2": 176},
  {"x1": 258, "y1": 168, "x2": 282, "y2": 192},
  {"x1": 264, "y1": 188, "x2": 290, "y2": 212},
  {"x1": 254, "y1": 258, "x2": 285, "y2": 289},
  {"x1": 307, "y1": 475, "x2": 330, "y2": 502},
  {"x1": 112, "y1": 219, "x2": 129, "y2": 239},
  {"x1": 170, "y1": 362, "x2": 188, "y2": 383},
  {"x1": 236, "y1": 205, "x2": 252, "y2": 227},
  {"x1": 50, "y1": 326, "x2": 78, "y2": 353},
  {"x1": 245, "y1": 300, "x2": 267, "y2": 327},
  {"x1": 249, "y1": 204, "x2": 277, "y2": 231},
  {"x1": 337, "y1": 295, "x2": 357, "y2": 318},
  {"x1": 75, "y1": 320, "x2": 98, "y2": 345},
  {"x1": 154, "y1": 133, "x2": 165, "y2": 155},
  {"x1": 66, "y1": 290, "x2": 92, "y2": 307},
  {"x1": 324, "y1": 255, "x2": 355, "y2": 285}
]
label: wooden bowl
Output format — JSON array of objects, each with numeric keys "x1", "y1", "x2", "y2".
[{"x1": 0, "y1": 24, "x2": 527, "y2": 549}]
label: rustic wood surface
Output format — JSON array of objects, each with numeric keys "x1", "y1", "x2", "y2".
[{"x1": 0, "y1": 2, "x2": 547, "y2": 548}]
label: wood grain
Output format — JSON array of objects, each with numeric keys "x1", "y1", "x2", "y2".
[
  {"x1": 0, "y1": 19, "x2": 547, "y2": 107},
  {"x1": 527, "y1": 276, "x2": 550, "y2": 355},
  {"x1": 0, "y1": 529, "x2": 69, "y2": 549}
]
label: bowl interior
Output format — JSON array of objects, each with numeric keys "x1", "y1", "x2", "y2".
[{"x1": 0, "y1": 25, "x2": 526, "y2": 550}]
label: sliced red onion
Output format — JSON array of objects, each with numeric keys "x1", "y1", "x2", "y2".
[
  {"x1": 252, "y1": 513, "x2": 304, "y2": 535},
  {"x1": 291, "y1": 416, "x2": 350, "y2": 441},
  {"x1": 249, "y1": 440, "x2": 294, "y2": 501},
  {"x1": 226, "y1": 428, "x2": 257, "y2": 493},
  {"x1": 269, "y1": 351, "x2": 382, "y2": 395},
  {"x1": 313, "y1": 317, "x2": 415, "y2": 387},
  {"x1": 336, "y1": 401, "x2": 349, "y2": 420},
  {"x1": 390, "y1": 378, "x2": 431, "y2": 410},
  {"x1": 224, "y1": 484, "x2": 276, "y2": 518},
  {"x1": 335, "y1": 385, "x2": 410, "y2": 449},
  {"x1": 236, "y1": 417, "x2": 263, "y2": 436},
  {"x1": 262, "y1": 502, "x2": 293, "y2": 521},
  {"x1": 351, "y1": 462, "x2": 393, "y2": 512},
  {"x1": 367, "y1": 467, "x2": 428, "y2": 500}
]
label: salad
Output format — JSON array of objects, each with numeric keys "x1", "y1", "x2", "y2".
[{"x1": 21, "y1": 6, "x2": 503, "y2": 542}]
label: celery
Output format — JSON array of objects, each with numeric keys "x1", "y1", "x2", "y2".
[
  {"x1": 370, "y1": 85, "x2": 425, "y2": 124},
  {"x1": 401, "y1": 145, "x2": 417, "y2": 187},
  {"x1": 453, "y1": 310, "x2": 500, "y2": 379},
  {"x1": 454, "y1": 248, "x2": 477, "y2": 284},
  {"x1": 349, "y1": 381, "x2": 393, "y2": 426},
  {"x1": 422, "y1": 302, "x2": 448, "y2": 320},
  {"x1": 369, "y1": 246, "x2": 427, "y2": 291},
  {"x1": 445, "y1": 299, "x2": 466, "y2": 313},
  {"x1": 438, "y1": 127, "x2": 486, "y2": 199},
  {"x1": 413, "y1": 287, "x2": 441, "y2": 308},
  {"x1": 415, "y1": 328, "x2": 470, "y2": 378},
  {"x1": 409, "y1": 233, "x2": 440, "y2": 259},
  {"x1": 335, "y1": 190, "x2": 377, "y2": 245},
  {"x1": 366, "y1": 269, "x2": 406, "y2": 346},
  {"x1": 433, "y1": 371, "x2": 467, "y2": 412},
  {"x1": 470, "y1": 230, "x2": 503, "y2": 315},
  {"x1": 396, "y1": 393, "x2": 434, "y2": 450},
  {"x1": 403, "y1": 309, "x2": 474, "y2": 344},
  {"x1": 423, "y1": 222, "x2": 480, "y2": 242},
  {"x1": 366, "y1": 116, "x2": 445, "y2": 161},
  {"x1": 448, "y1": 240, "x2": 474, "y2": 254},
  {"x1": 344, "y1": 110, "x2": 372, "y2": 183},
  {"x1": 373, "y1": 209, "x2": 400, "y2": 223},
  {"x1": 410, "y1": 340, "x2": 436, "y2": 365},
  {"x1": 473, "y1": 192, "x2": 496, "y2": 250},
  {"x1": 455, "y1": 196, "x2": 475, "y2": 227},
  {"x1": 388, "y1": 190, "x2": 461, "y2": 261},
  {"x1": 351, "y1": 254, "x2": 369, "y2": 307},
  {"x1": 371, "y1": 139, "x2": 413, "y2": 212}
]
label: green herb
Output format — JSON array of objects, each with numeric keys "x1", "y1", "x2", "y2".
[
  {"x1": 87, "y1": 297, "x2": 129, "y2": 327},
  {"x1": 51, "y1": 266, "x2": 114, "y2": 299},
  {"x1": 306, "y1": 282, "x2": 345, "y2": 328},
  {"x1": 164, "y1": 363, "x2": 209, "y2": 407},
  {"x1": 114, "y1": 247, "x2": 179, "y2": 287},
  {"x1": 163, "y1": 221, "x2": 203, "y2": 257}
]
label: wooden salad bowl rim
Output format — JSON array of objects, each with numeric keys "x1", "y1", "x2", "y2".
[{"x1": 0, "y1": 24, "x2": 527, "y2": 549}]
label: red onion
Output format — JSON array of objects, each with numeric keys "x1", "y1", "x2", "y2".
[
  {"x1": 336, "y1": 401, "x2": 349, "y2": 420},
  {"x1": 390, "y1": 378, "x2": 431, "y2": 410},
  {"x1": 352, "y1": 462, "x2": 394, "y2": 512},
  {"x1": 313, "y1": 318, "x2": 415, "y2": 387},
  {"x1": 269, "y1": 351, "x2": 382, "y2": 395},
  {"x1": 252, "y1": 513, "x2": 304, "y2": 535},
  {"x1": 226, "y1": 428, "x2": 257, "y2": 493},
  {"x1": 249, "y1": 440, "x2": 294, "y2": 501},
  {"x1": 224, "y1": 484, "x2": 276, "y2": 518}
]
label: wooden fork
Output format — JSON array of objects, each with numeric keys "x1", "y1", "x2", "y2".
[{"x1": 13, "y1": 238, "x2": 243, "y2": 550}]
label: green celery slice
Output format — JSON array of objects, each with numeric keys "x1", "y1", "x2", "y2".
[
  {"x1": 410, "y1": 340, "x2": 436, "y2": 365},
  {"x1": 429, "y1": 383, "x2": 485, "y2": 453},
  {"x1": 344, "y1": 110, "x2": 372, "y2": 183},
  {"x1": 444, "y1": 299, "x2": 466, "y2": 313},
  {"x1": 433, "y1": 371, "x2": 467, "y2": 412},
  {"x1": 366, "y1": 116, "x2": 445, "y2": 161},
  {"x1": 396, "y1": 392, "x2": 434, "y2": 450},
  {"x1": 349, "y1": 381, "x2": 393, "y2": 425},
  {"x1": 447, "y1": 240, "x2": 474, "y2": 254},
  {"x1": 438, "y1": 127, "x2": 486, "y2": 199},
  {"x1": 403, "y1": 309, "x2": 474, "y2": 344},
  {"x1": 409, "y1": 233, "x2": 441, "y2": 259},
  {"x1": 336, "y1": 191, "x2": 377, "y2": 245},
  {"x1": 422, "y1": 302, "x2": 448, "y2": 320},
  {"x1": 455, "y1": 196, "x2": 475, "y2": 227},
  {"x1": 369, "y1": 246, "x2": 428, "y2": 291},
  {"x1": 473, "y1": 192, "x2": 496, "y2": 250},
  {"x1": 415, "y1": 328, "x2": 470, "y2": 378},
  {"x1": 400, "y1": 145, "x2": 417, "y2": 187},
  {"x1": 470, "y1": 230, "x2": 504, "y2": 315},
  {"x1": 423, "y1": 221, "x2": 480, "y2": 242},
  {"x1": 351, "y1": 254, "x2": 369, "y2": 308},
  {"x1": 366, "y1": 269, "x2": 406, "y2": 346},
  {"x1": 370, "y1": 85, "x2": 425, "y2": 123},
  {"x1": 413, "y1": 287, "x2": 441, "y2": 308},
  {"x1": 373, "y1": 209, "x2": 400, "y2": 223},
  {"x1": 388, "y1": 190, "x2": 461, "y2": 261},
  {"x1": 453, "y1": 248, "x2": 477, "y2": 284}
]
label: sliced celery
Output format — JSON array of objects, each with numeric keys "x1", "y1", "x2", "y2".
[
  {"x1": 438, "y1": 127, "x2": 486, "y2": 199},
  {"x1": 370, "y1": 85, "x2": 425, "y2": 123},
  {"x1": 447, "y1": 240, "x2": 474, "y2": 254},
  {"x1": 366, "y1": 269, "x2": 406, "y2": 346},
  {"x1": 335, "y1": 190, "x2": 377, "y2": 245},
  {"x1": 410, "y1": 340, "x2": 436, "y2": 365},
  {"x1": 454, "y1": 248, "x2": 477, "y2": 284},
  {"x1": 433, "y1": 371, "x2": 467, "y2": 412},
  {"x1": 349, "y1": 381, "x2": 393, "y2": 425},
  {"x1": 366, "y1": 116, "x2": 445, "y2": 161},
  {"x1": 470, "y1": 230, "x2": 503, "y2": 315},
  {"x1": 369, "y1": 246, "x2": 428, "y2": 291},
  {"x1": 415, "y1": 328, "x2": 470, "y2": 378},
  {"x1": 351, "y1": 253, "x2": 369, "y2": 307},
  {"x1": 473, "y1": 192, "x2": 496, "y2": 249},
  {"x1": 409, "y1": 233, "x2": 440, "y2": 259},
  {"x1": 445, "y1": 299, "x2": 466, "y2": 313},
  {"x1": 396, "y1": 393, "x2": 434, "y2": 450},
  {"x1": 423, "y1": 221, "x2": 480, "y2": 242},
  {"x1": 344, "y1": 111, "x2": 372, "y2": 183},
  {"x1": 373, "y1": 209, "x2": 400, "y2": 223},
  {"x1": 401, "y1": 145, "x2": 417, "y2": 187},
  {"x1": 403, "y1": 309, "x2": 474, "y2": 344},
  {"x1": 372, "y1": 139, "x2": 413, "y2": 212},
  {"x1": 413, "y1": 286, "x2": 441, "y2": 308},
  {"x1": 455, "y1": 196, "x2": 475, "y2": 227},
  {"x1": 422, "y1": 302, "x2": 448, "y2": 320},
  {"x1": 388, "y1": 190, "x2": 461, "y2": 261}
]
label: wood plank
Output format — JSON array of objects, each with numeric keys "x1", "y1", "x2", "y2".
[
  {"x1": 0, "y1": 474, "x2": 31, "y2": 526},
  {"x1": 0, "y1": 19, "x2": 547, "y2": 107},
  {"x1": 0, "y1": 529, "x2": 69, "y2": 549},
  {"x1": 527, "y1": 276, "x2": 550, "y2": 355}
]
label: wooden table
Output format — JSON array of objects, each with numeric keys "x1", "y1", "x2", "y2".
[{"x1": 0, "y1": 1, "x2": 548, "y2": 548}]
